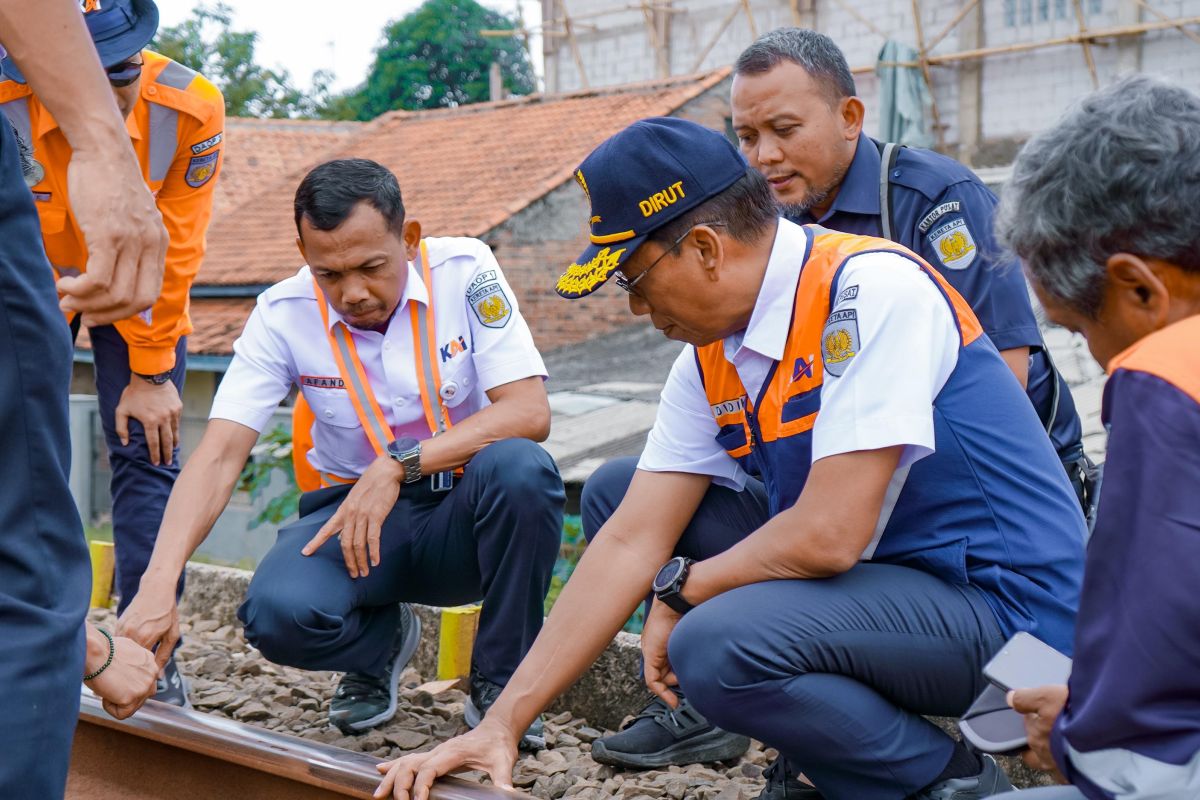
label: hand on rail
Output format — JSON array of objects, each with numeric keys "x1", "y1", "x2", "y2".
[
  {"x1": 83, "y1": 623, "x2": 159, "y2": 720},
  {"x1": 374, "y1": 719, "x2": 518, "y2": 800}
]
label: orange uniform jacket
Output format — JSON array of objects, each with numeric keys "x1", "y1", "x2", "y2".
[{"x1": 0, "y1": 49, "x2": 224, "y2": 374}]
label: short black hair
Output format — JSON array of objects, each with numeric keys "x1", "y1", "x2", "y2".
[
  {"x1": 735, "y1": 28, "x2": 857, "y2": 105},
  {"x1": 294, "y1": 158, "x2": 405, "y2": 238},
  {"x1": 646, "y1": 169, "x2": 778, "y2": 252}
]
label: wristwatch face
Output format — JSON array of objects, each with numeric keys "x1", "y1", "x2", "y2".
[
  {"x1": 388, "y1": 437, "x2": 420, "y2": 458},
  {"x1": 653, "y1": 558, "x2": 683, "y2": 593}
]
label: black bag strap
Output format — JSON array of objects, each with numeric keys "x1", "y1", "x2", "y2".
[{"x1": 877, "y1": 140, "x2": 902, "y2": 242}]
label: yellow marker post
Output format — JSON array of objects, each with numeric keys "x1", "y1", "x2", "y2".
[
  {"x1": 437, "y1": 605, "x2": 481, "y2": 682},
  {"x1": 89, "y1": 540, "x2": 116, "y2": 609}
]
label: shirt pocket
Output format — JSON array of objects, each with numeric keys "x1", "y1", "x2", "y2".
[
  {"x1": 303, "y1": 388, "x2": 362, "y2": 429},
  {"x1": 437, "y1": 356, "x2": 477, "y2": 410},
  {"x1": 34, "y1": 204, "x2": 77, "y2": 271}
]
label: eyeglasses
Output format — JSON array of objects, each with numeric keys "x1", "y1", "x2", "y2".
[
  {"x1": 105, "y1": 58, "x2": 144, "y2": 88},
  {"x1": 614, "y1": 221, "x2": 725, "y2": 295}
]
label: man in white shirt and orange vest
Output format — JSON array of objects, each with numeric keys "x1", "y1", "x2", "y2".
[
  {"x1": 118, "y1": 158, "x2": 564, "y2": 746},
  {"x1": 372, "y1": 119, "x2": 1086, "y2": 800}
]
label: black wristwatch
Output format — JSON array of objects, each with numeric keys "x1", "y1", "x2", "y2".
[
  {"x1": 652, "y1": 556, "x2": 695, "y2": 615},
  {"x1": 135, "y1": 370, "x2": 172, "y2": 385},
  {"x1": 386, "y1": 437, "x2": 423, "y2": 484}
]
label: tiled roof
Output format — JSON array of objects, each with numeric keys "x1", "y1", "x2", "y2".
[
  {"x1": 213, "y1": 118, "x2": 366, "y2": 217},
  {"x1": 75, "y1": 298, "x2": 255, "y2": 357},
  {"x1": 198, "y1": 69, "x2": 732, "y2": 286}
]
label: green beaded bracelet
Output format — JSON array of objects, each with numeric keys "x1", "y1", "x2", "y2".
[{"x1": 84, "y1": 627, "x2": 115, "y2": 681}]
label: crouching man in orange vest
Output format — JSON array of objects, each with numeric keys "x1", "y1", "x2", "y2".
[{"x1": 118, "y1": 158, "x2": 564, "y2": 746}]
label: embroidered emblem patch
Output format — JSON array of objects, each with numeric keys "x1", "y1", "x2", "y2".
[
  {"x1": 918, "y1": 201, "x2": 961, "y2": 234},
  {"x1": 469, "y1": 283, "x2": 512, "y2": 328},
  {"x1": 190, "y1": 132, "x2": 223, "y2": 155},
  {"x1": 928, "y1": 218, "x2": 977, "y2": 270},
  {"x1": 821, "y1": 309, "x2": 860, "y2": 377},
  {"x1": 32, "y1": 191, "x2": 51, "y2": 202},
  {"x1": 185, "y1": 152, "x2": 220, "y2": 188},
  {"x1": 710, "y1": 396, "x2": 746, "y2": 419},
  {"x1": 555, "y1": 246, "x2": 627, "y2": 298},
  {"x1": 836, "y1": 284, "x2": 859, "y2": 305}
]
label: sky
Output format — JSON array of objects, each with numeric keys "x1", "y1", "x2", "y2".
[{"x1": 154, "y1": 0, "x2": 544, "y2": 94}]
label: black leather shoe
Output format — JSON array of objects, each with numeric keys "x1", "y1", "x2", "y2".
[
  {"x1": 589, "y1": 694, "x2": 750, "y2": 769},
  {"x1": 329, "y1": 603, "x2": 420, "y2": 734}
]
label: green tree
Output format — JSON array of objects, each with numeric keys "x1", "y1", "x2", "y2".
[
  {"x1": 152, "y1": 3, "x2": 328, "y2": 118},
  {"x1": 353, "y1": 0, "x2": 536, "y2": 118}
]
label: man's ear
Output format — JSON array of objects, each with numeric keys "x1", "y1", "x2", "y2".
[
  {"x1": 840, "y1": 96, "x2": 866, "y2": 140},
  {"x1": 691, "y1": 224, "x2": 725, "y2": 282},
  {"x1": 1106, "y1": 252, "x2": 1170, "y2": 327},
  {"x1": 402, "y1": 219, "x2": 423, "y2": 261},
  {"x1": 296, "y1": 236, "x2": 307, "y2": 262}
]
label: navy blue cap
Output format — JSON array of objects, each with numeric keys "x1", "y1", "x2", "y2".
[
  {"x1": 1, "y1": 0, "x2": 159, "y2": 84},
  {"x1": 555, "y1": 117, "x2": 748, "y2": 299}
]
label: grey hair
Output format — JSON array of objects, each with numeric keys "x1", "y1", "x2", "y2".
[
  {"x1": 995, "y1": 74, "x2": 1200, "y2": 317},
  {"x1": 734, "y1": 28, "x2": 857, "y2": 104}
]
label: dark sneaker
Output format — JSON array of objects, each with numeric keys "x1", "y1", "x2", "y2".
[
  {"x1": 464, "y1": 667, "x2": 545, "y2": 751},
  {"x1": 329, "y1": 603, "x2": 421, "y2": 734},
  {"x1": 911, "y1": 754, "x2": 1014, "y2": 799},
  {"x1": 589, "y1": 694, "x2": 750, "y2": 769},
  {"x1": 154, "y1": 655, "x2": 191, "y2": 708},
  {"x1": 756, "y1": 757, "x2": 824, "y2": 799}
]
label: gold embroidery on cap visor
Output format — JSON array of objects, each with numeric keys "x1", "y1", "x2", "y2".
[{"x1": 555, "y1": 247, "x2": 628, "y2": 298}]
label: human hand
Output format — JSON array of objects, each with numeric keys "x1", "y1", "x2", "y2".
[
  {"x1": 116, "y1": 376, "x2": 181, "y2": 466},
  {"x1": 642, "y1": 598, "x2": 683, "y2": 708},
  {"x1": 118, "y1": 583, "x2": 181, "y2": 670},
  {"x1": 1008, "y1": 684, "x2": 1070, "y2": 781},
  {"x1": 302, "y1": 455, "x2": 404, "y2": 577},
  {"x1": 374, "y1": 720, "x2": 518, "y2": 800},
  {"x1": 59, "y1": 147, "x2": 168, "y2": 326},
  {"x1": 84, "y1": 625, "x2": 159, "y2": 719}
]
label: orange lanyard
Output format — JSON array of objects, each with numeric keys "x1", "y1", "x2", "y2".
[{"x1": 311, "y1": 239, "x2": 453, "y2": 460}]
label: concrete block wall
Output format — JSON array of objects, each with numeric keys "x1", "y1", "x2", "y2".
[{"x1": 543, "y1": 0, "x2": 1200, "y2": 159}]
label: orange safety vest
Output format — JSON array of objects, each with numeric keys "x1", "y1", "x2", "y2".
[
  {"x1": 291, "y1": 240, "x2": 454, "y2": 491},
  {"x1": 697, "y1": 227, "x2": 983, "y2": 514}
]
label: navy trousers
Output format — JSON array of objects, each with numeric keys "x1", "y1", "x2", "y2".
[
  {"x1": 238, "y1": 438, "x2": 564, "y2": 685},
  {"x1": 583, "y1": 458, "x2": 1006, "y2": 800},
  {"x1": 87, "y1": 325, "x2": 187, "y2": 613},
  {"x1": 0, "y1": 118, "x2": 90, "y2": 799}
]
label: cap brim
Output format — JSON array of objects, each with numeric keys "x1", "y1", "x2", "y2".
[{"x1": 555, "y1": 235, "x2": 646, "y2": 299}]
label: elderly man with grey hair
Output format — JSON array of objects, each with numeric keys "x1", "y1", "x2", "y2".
[{"x1": 989, "y1": 73, "x2": 1200, "y2": 800}]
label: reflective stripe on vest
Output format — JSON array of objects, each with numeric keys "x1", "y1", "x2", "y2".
[
  {"x1": 146, "y1": 61, "x2": 195, "y2": 183},
  {"x1": 311, "y1": 240, "x2": 454, "y2": 484}
]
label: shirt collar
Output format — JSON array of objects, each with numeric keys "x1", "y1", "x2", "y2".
[
  {"x1": 34, "y1": 104, "x2": 143, "y2": 141},
  {"x1": 319, "y1": 259, "x2": 429, "y2": 332},
  {"x1": 732, "y1": 219, "x2": 808, "y2": 362},
  {"x1": 813, "y1": 133, "x2": 881, "y2": 222}
]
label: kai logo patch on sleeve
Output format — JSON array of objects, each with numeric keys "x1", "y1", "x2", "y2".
[
  {"x1": 185, "y1": 152, "x2": 220, "y2": 188},
  {"x1": 928, "y1": 218, "x2": 977, "y2": 270},
  {"x1": 821, "y1": 309, "x2": 860, "y2": 377},
  {"x1": 469, "y1": 283, "x2": 512, "y2": 328}
]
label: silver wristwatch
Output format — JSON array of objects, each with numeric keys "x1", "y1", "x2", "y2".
[{"x1": 386, "y1": 437, "x2": 423, "y2": 484}]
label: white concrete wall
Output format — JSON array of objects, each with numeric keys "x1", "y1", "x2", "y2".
[{"x1": 542, "y1": 0, "x2": 1200, "y2": 154}]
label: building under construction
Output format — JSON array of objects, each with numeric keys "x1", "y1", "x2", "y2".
[{"x1": 538, "y1": 0, "x2": 1199, "y2": 165}]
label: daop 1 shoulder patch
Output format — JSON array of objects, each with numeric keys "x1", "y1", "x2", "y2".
[
  {"x1": 185, "y1": 151, "x2": 220, "y2": 188},
  {"x1": 821, "y1": 309, "x2": 860, "y2": 377},
  {"x1": 469, "y1": 282, "x2": 512, "y2": 328},
  {"x1": 928, "y1": 218, "x2": 977, "y2": 270}
]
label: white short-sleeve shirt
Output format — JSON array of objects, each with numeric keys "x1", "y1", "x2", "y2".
[
  {"x1": 210, "y1": 236, "x2": 547, "y2": 478},
  {"x1": 638, "y1": 220, "x2": 961, "y2": 487}
]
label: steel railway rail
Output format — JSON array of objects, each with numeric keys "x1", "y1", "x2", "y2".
[{"x1": 67, "y1": 691, "x2": 529, "y2": 800}]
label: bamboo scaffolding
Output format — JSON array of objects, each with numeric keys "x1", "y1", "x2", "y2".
[
  {"x1": 1132, "y1": 0, "x2": 1200, "y2": 47},
  {"x1": 641, "y1": 0, "x2": 670, "y2": 76},
  {"x1": 909, "y1": 0, "x2": 943, "y2": 148},
  {"x1": 924, "y1": 0, "x2": 979, "y2": 53},
  {"x1": 1071, "y1": 0, "x2": 1100, "y2": 88},
  {"x1": 690, "y1": 0, "x2": 746, "y2": 72}
]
